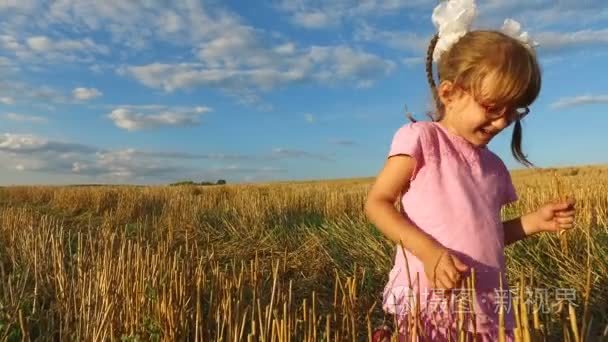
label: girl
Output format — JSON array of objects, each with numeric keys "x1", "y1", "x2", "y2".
[{"x1": 365, "y1": 0, "x2": 576, "y2": 340}]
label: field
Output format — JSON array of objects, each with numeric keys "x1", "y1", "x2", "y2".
[{"x1": 0, "y1": 165, "x2": 607, "y2": 341}]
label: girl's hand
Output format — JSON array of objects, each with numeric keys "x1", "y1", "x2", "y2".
[
  {"x1": 422, "y1": 247, "x2": 469, "y2": 291},
  {"x1": 535, "y1": 198, "x2": 576, "y2": 233}
]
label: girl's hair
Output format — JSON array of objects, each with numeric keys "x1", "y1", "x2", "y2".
[{"x1": 423, "y1": 30, "x2": 542, "y2": 167}]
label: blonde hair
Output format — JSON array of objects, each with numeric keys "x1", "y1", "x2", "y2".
[{"x1": 424, "y1": 30, "x2": 542, "y2": 166}]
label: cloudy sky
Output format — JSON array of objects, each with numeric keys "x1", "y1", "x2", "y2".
[{"x1": 0, "y1": 0, "x2": 606, "y2": 185}]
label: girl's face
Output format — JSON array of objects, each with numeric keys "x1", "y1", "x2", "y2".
[{"x1": 438, "y1": 79, "x2": 529, "y2": 147}]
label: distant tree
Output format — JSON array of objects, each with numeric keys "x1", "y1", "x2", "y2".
[
  {"x1": 170, "y1": 180, "x2": 195, "y2": 186},
  {"x1": 169, "y1": 179, "x2": 226, "y2": 186}
]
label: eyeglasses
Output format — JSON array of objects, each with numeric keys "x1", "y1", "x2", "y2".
[
  {"x1": 480, "y1": 103, "x2": 530, "y2": 122},
  {"x1": 461, "y1": 87, "x2": 530, "y2": 122}
]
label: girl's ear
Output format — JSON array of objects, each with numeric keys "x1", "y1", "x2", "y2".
[
  {"x1": 437, "y1": 80, "x2": 454, "y2": 106},
  {"x1": 437, "y1": 80, "x2": 464, "y2": 107}
]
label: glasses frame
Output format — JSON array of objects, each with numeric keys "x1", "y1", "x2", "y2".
[{"x1": 460, "y1": 87, "x2": 530, "y2": 122}]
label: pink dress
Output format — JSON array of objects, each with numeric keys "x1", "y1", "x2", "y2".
[{"x1": 382, "y1": 121, "x2": 517, "y2": 341}]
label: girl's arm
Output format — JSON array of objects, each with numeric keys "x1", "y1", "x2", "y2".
[
  {"x1": 365, "y1": 154, "x2": 469, "y2": 290},
  {"x1": 364, "y1": 155, "x2": 443, "y2": 265},
  {"x1": 503, "y1": 200, "x2": 576, "y2": 246},
  {"x1": 503, "y1": 213, "x2": 542, "y2": 246}
]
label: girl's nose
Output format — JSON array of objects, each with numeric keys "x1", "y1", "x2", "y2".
[{"x1": 491, "y1": 116, "x2": 509, "y2": 130}]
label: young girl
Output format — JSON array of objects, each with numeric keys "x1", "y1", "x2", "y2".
[{"x1": 365, "y1": 1, "x2": 576, "y2": 340}]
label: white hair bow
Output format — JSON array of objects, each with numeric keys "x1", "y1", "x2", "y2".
[
  {"x1": 500, "y1": 18, "x2": 539, "y2": 50},
  {"x1": 431, "y1": 0, "x2": 537, "y2": 63}
]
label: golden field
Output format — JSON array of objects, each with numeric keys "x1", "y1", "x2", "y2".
[{"x1": 0, "y1": 165, "x2": 607, "y2": 341}]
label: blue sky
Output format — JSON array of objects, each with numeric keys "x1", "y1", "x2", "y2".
[{"x1": 0, "y1": 0, "x2": 606, "y2": 185}]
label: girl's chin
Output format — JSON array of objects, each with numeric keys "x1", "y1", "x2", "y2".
[
  {"x1": 464, "y1": 133, "x2": 491, "y2": 147},
  {"x1": 474, "y1": 130, "x2": 494, "y2": 144}
]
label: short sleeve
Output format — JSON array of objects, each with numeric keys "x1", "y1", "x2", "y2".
[
  {"x1": 387, "y1": 123, "x2": 425, "y2": 178},
  {"x1": 502, "y1": 170, "x2": 518, "y2": 206}
]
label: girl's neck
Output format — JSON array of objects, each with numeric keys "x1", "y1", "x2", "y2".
[
  {"x1": 437, "y1": 117, "x2": 460, "y2": 137},
  {"x1": 436, "y1": 117, "x2": 485, "y2": 150}
]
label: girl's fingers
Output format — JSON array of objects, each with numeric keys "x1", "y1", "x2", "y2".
[
  {"x1": 560, "y1": 222, "x2": 575, "y2": 229},
  {"x1": 445, "y1": 268, "x2": 459, "y2": 284},
  {"x1": 555, "y1": 210, "x2": 575, "y2": 217},
  {"x1": 431, "y1": 272, "x2": 443, "y2": 289},
  {"x1": 556, "y1": 217, "x2": 574, "y2": 224},
  {"x1": 432, "y1": 273, "x2": 448, "y2": 290},
  {"x1": 439, "y1": 275, "x2": 454, "y2": 290},
  {"x1": 556, "y1": 216, "x2": 574, "y2": 229}
]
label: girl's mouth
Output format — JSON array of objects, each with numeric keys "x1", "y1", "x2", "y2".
[{"x1": 479, "y1": 128, "x2": 495, "y2": 139}]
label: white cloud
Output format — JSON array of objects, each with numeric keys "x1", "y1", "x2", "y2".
[
  {"x1": 197, "y1": 26, "x2": 271, "y2": 68},
  {"x1": 131, "y1": 150, "x2": 253, "y2": 161},
  {"x1": 479, "y1": 0, "x2": 608, "y2": 29},
  {"x1": 0, "y1": 1, "x2": 248, "y2": 53},
  {"x1": 535, "y1": 29, "x2": 608, "y2": 51},
  {"x1": 293, "y1": 11, "x2": 335, "y2": 29},
  {"x1": 0, "y1": 56, "x2": 13, "y2": 67},
  {"x1": 209, "y1": 165, "x2": 288, "y2": 174},
  {"x1": 124, "y1": 44, "x2": 395, "y2": 94},
  {"x1": 195, "y1": 106, "x2": 211, "y2": 113},
  {"x1": 0, "y1": 35, "x2": 29, "y2": 58},
  {"x1": 0, "y1": 0, "x2": 35, "y2": 10},
  {"x1": 107, "y1": 107, "x2": 209, "y2": 131},
  {"x1": 72, "y1": 87, "x2": 102, "y2": 101},
  {"x1": 276, "y1": 0, "x2": 608, "y2": 58},
  {"x1": 0, "y1": 97, "x2": 14, "y2": 105},
  {"x1": 0, "y1": 82, "x2": 72, "y2": 107},
  {"x1": 275, "y1": 0, "x2": 427, "y2": 29},
  {"x1": 274, "y1": 43, "x2": 296, "y2": 55},
  {"x1": 0, "y1": 83, "x2": 111, "y2": 106},
  {"x1": 402, "y1": 57, "x2": 424, "y2": 67},
  {"x1": 89, "y1": 64, "x2": 104, "y2": 73},
  {"x1": 5, "y1": 112, "x2": 47, "y2": 123},
  {"x1": 354, "y1": 23, "x2": 429, "y2": 52},
  {"x1": 304, "y1": 113, "x2": 315, "y2": 123},
  {"x1": 0, "y1": 133, "x2": 96, "y2": 154},
  {"x1": 0, "y1": 133, "x2": 45, "y2": 150},
  {"x1": 123, "y1": 63, "x2": 202, "y2": 92},
  {"x1": 271, "y1": 147, "x2": 334, "y2": 161},
  {"x1": 98, "y1": 104, "x2": 211, "y2": 113},
  {"x1": 160, "y1": 10, "x2": 182, "y2": 34},
  {"x1": 0, "y1": 133, "x2": 202, "y2": 181},
  {"x1": 0, "y1": 0, "x2": 396, "y2": 105},
  {"x1": 0, "y1": 132, "x2": 331, "y2": 183},
  {"x1": 27, "y1": 37, "x2": 54, "y2": 52},
  {"x1": 551, "y1": 95, "x2": 608, "y2": 109},
  {"x1": 0, "y1": 34, "x2": 108, "y2": 63}
]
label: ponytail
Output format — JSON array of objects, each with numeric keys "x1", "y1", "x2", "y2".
[
  {"x1": 511, "y1": 120, "x2": 533, "y2": 167},
  {"x1": 425, "y1": 34, "x2": 442, "y2": 121}
]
